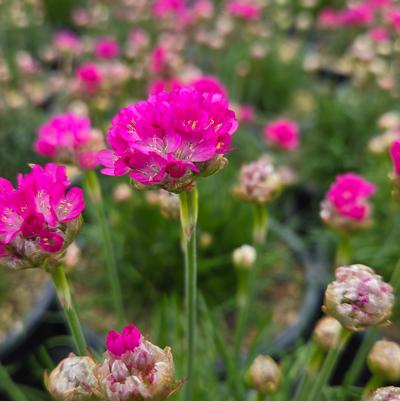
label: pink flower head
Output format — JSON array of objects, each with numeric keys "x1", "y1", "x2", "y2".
[
  {"x1": 190, "y1": 76, "x2": 227, "y2": 98},
  {"x1": 227, "y1": 0, "x2": 262, "y2": 20},
  {"x1": 318, "y1": 9, "x2": 341, "y2": 28},
  {"x1": 75, "y1": 63, "x2": 103, "y2": 95},
  {"x1": 34, "y1": 113, "x2": 103, "y2": 170},
  {"x1": 53, "y1": 30, "x2": 83, "y2": 55},
  {"x1": 386, "y1": 8, "x2": 400, "y2": 31},
  {"x1": 339, "y1": 4, "x2": 375, "y2": 26},
  {"x1": 369, "y1": 26, "x2": 389, "y2": 42},
  {"x1": 264, "y1": 118, "x2": 300, "y2": 151},
  {"x1": 149, "y1": 77, "x2": 183, "y2": 94},
  {"x1": 95, "y1": 37, "x2": 120, "y2": 59},
  {"x1": 327, "y1": 173, "x2": 376, "y2": 221},
  {"x1": 238, "y1": 104, "x2": 254, "y2": 123},
  {"x1": 390, "y1": 139, "x2": 400, "y2": 175},
  {"x1": 98, "y1": 86, "x2": 238, "y2": 192},
  {"x1": 150, "y1": 46, "x2": 167, "y2": 74},
  {"x1": 0, "y1": 164, "x2": 84, "y2": 270},
  {"x1": 106, "y1": 324, "x2": 142, "y2": 358},
  {"x1": 128, "y1": 29, "x2": 149, "y2": 48},
  {"x1": 153, "y1": 0, "x2": 187, "y2": 18}
]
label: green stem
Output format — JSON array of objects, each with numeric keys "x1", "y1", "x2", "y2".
[
  {"x1": 49, "y1": 264, "x2": 87, "y2": 356},
  {"x1": 362, "y1": 375, "x2": 383, "y2": 400},
  {"x1": 253, "y1": 204, "x2": 268, "y2": 245},
  {"x1": 308, "y1": 329, "x2": 352, "y2": 401},
  {"x1": 256, "y1": 392, "x2": 265, "y2": 401},
  {"x1": 0, "y1": 363, "x2": 28, "y2": 401},
  {"x1": 84, "y1": 170, "x2": 125, "y2": 327},
  {"x1": 179, "y1": 187, "x2": 198, "y2": 401},
  {"x1": 336, "y1": 233, "x2": 351, "y2": 266}
]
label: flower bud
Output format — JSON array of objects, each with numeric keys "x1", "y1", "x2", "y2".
[
  {"x1": 366, "y1": 386, "x2": 400, "y2": 401},
  {"x1": 146, "y1": 190, "x2": 180, "y2": 219},
  {"x1": 113, "y1": 183, "x2": 133, "y2": 203},
  {"x1": 232, "y1": 245, "x2": 256, "y2": 270},
  {"x1": 98, "y1": 324, "x2": 182, "y2": 401},
  {"x1": 323, "y1": 264, "x2": 394, "y2": 332},
  {"x1": 368, "y1": 340, "x2": 400, "y2": 381},
  {"x1": 246, "y1": 355, "x2": 281, "y2": 394},
  {"x1": 234, "y1": 156, "x2": 283, "y2": 204},
  {"x1": 45, "y1": 354, "x2": 99, "y2": 401},
  {"x1": 313, "y1": 316, "x2": 342, "y2": 352}
]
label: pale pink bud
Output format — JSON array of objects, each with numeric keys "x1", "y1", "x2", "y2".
[
  {"x1": 323, "y1": 265, "x2": 394, "y2": 332},
  {"x1": 368, "y1": 340, "x2": 400, "y2": 382},
  {"x1": 232, "y1": 244, "x2": 256, "y2": 270},
  {"x1": 45, "y1": 354, "x2": 99, "y2": 401},
  {"x1": 313, "y1": 316, "x2": 342, "y2": 352},
  {"x1": 366, "y1": 386, "x2": 400, "y2": 401},
  {"x1": 246, "y1": 355, "x2": 281, "y2": 394},
  {"x1": 113, "y1": 183, "x2": 133, "y2": 203}
]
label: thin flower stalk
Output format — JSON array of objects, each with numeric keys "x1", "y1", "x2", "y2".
[
  {"x1": 0, "y1": 363, "x2": 29, "y2": 401},
  {"x1": 179, "y1": 187, "x2": 198, "y2": 401},
  {"x1": 83, "y1": 170, "x2": 125, "y2": 327}
]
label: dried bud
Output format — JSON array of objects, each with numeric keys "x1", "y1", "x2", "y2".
[
  {"x1": 45, "y1": 354, "x2": 99, "y2": 401},
  {"x1": 366, "y1": 386, "x2": 400, "y2": 401},
  {"x1": 113, "y1": 183, "x2": 133, "y2": 203},
  {"x1": 323, "y1": 265, "x2": 394, "y2": 332},
  {"x1": 98, "y1": 324, "x2": 182, "y2": 401},
  {"x1": 234, "y1": 156, "x2": 283, "y2": 204},
  {"x1": 368, "y1": 340, "x2": 400, "y2": 381},
  {"x1": 313, "y1": 316, "x2": 342, "y2": 352},
  {"x1": 246, "y1": 355, "x2": 281, "y2": 394},
  {"x1": 232, "y1": 245, "x2": 256, "y2": 270}
]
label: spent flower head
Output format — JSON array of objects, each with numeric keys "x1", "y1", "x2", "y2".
[
  {"x1": 367, "y1": 386, "x2": 400, "y2": 401},
  {"x1": 0, "y1": 163, "x2": 85, "y2": 270},
  {"x1": 323, "y1": 264, "x2": 394, "y2": 332},
  {"x1": 98, "y1": 86, "x2": 238, "y2": 193}
]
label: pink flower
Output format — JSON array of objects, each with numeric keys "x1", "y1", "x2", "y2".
[
  {"x1": 326, "y1": 173, "x2": 376, "y2": 221},
  {"x1": 34, "y1": 113, "x2": 103, "y2": 170},
  {"x1": 106, "y1": 324, "x2": 142, "y2": 358},
  {"x1": 390, "y1": 139, "x2": 400, "y2": 175},
  {"x1": 190, "y1": 76, "x2": 227, "y2": 98},
  {"x1": 95, "y1": 37, "x2": 120, "y2": 59},
  {"x1": 238, "y1": 104, "x2": 254, "y2": 123},
  {"x1": 98, "y1": 86, "x2": 238, "y2": 192},
  {"x1": 0, "y1": 164, "x2": 84, "y2": 270},
  {"x1": 148, "y1": 77, "x2": 183, "y2": 94},
  {"x1": 150, "y1": 46, "x2": 167, "y2": 75},
  {"x1": 369, "y1": 27, "x2": 389, "y2": 42},
  {"x1": 386, "y1": 8, "x2": 400, "y2": 31},
  {"x1": 128, "y1": 29, "x2": 149, "y2": 48},
  {"x1": 317, "y1": 9, "x2": 341, "y2": 28},
  {"x1": 53, "y1": 30, "x2": 82, "y2": 55},
  {"x1": 227, "y1": 0, "x2": 262, "y2": 20},
  {"x1": 153, "y1": 0, "x2": 187, "y2": 18},
  {"x1": 339, "y1": 4, "x2": 375, "y2": 26},
  {"x1": 264, "y1": 118, "x2": 300, "y2": 151},
  {"x1": 76, "y1": 63, "x2": 103, "y2": 95}
]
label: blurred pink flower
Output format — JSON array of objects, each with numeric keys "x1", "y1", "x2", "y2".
[
  {"x1": 191, "y1": 76, "x2": 227, "y2": 97},
  {"x1": 317, "y1": 9, "x2": 341, "y2": 28},
  {"x1": 153, "y1": 0, "x2": 187, "y2": 17},
  {"x1": 95, "y1": 37, "x2": 120, "y2": 59},
  {"x1": 98, "y1": 86, "x2": 238, "y2": 192},
  {"x1": 227, "y1": 0, "x2": 262, "y2": 20},
  {"x1": 149, "y1": 77, "x2": 183, "y2": 94},
  {"x1": 339, "y1": 4, "x2": 374, "y2": 26},
  {"x1": 369, "y1": 26, "x2": 389, "y2": 42},
  {"x1": 0, "y1": 164, "x2": 84, "y2": 269},
  {"x1": 390, "y1": 139, "x2": 400, "y2": 175},
  {"x1": 128, "y1": 28, "x2": 149, "y2": 48},
  {"x1": 150, "y1": 46, "x2": 167, "y2": 74},
  {"x1": 53, "y1": 30, "x2": 82, "y2": 55},
  {"x1": 327, "y1": 173, "x2": 376, "y2": 221},
  {"x1": 386, "y1": 8, "x2": 400, "y2": 31},
  {"x1": 34, "y1": 113, "x2": 103, "y2": 170},
  {"x1": 76, "y1": 62, "x2": 103, "y2": 94},
  {"x1": 238, "y1": 104, "x2": 254, "y2": 123},
  {"x1": 264, "y1": 118, "x2": 300, "y2": 151}
]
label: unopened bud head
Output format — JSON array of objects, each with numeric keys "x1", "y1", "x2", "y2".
[
  {"x1": 368, "y1": 340, "x2": 400, "y2": 382},
  {"x1": 313, "y1": 316, "x2": 342, "y2": 352},
  {"x1": 232, "y1": 245, "x2": 256, "y2": 270},
  {"x1": 246, "y1": 355, "x2": 281, "y2": 394}
]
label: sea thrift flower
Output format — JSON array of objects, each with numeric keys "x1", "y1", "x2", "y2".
[
  {"x1": 34, "y1": 113, "x2": 103, "y2": 170},
  {"x1": 54, "y1": 31, "x2": 83, "y2": 55},
  {"x1": 390, "y1": 140, "x2": 400, "y2": 176},
  {"x1": 339, "y1": 4, "x2": 374, "y2": 26},
  {"x1": 320, "y1": 173, "x2": 376, "y2": 231},
  {"x1": 153, "y1": 0, "x2": 187, "y2": 18},
  {"x1": 98, "y1": 86, "x2": 238, "y2": 193},
  {"x1": 367, "y1": 387, "x2": 400, "y2": 401},
  {"x1": 76, "y1": 63, "x2": 103, "y2": 95},
  {"x1": 227, "y1": 0, "x2": 262, "y2": 21},
  {"x1": 246, "y1": 355, "x2": 281, "y2": 394},
  {"x1": 148, "y1": 78, "x2": 183, "y2": 95},
  {"x1": 98, "y1": 324, "x2": 181, "y2": 401},
  {"x1": 323, "y1": 264, "x2": 394, "y2": 332},
  {"x1": 237, "y1": 104, "x2": 254, "y2": 123},
  {"x1": 313, "y1": 316, "x2": 342, "y2": 352},
  {"x1": 95, "y1": 37, "x2": 120, "y2": 59},
  {"x1": 264, "y1": 119, "x2": 300, "y2": 151},
  {"x1": 232, "y1": 244, "x2": 256, "y2": 270},
  {"x1": 387, "y1": 9, "x2": 400, "y2": 32},
  {"x1": 150, "y1": 47, "x2": 168, "y2": 75},
  {"x1": 368, "y1": 340, "x2": 400, "y2": 381},
  {"x1": 368, "y1": 131, "x2": 399, "y2": 154},
  {"x1": 369, "y1": 27, "x2": 389, "y2": 43},
  {"x1": 190, "y1": 76, "x2": 227, "y2": 98},
  {"x1": 234, "y1": 156, "x2": 283, "y2": 204},
  {"x1": 318, "y1": 9, "x2": 340, "y2": 28},
  {"x1": 45, "y1": 354, "x2": 99, "y2": 401},
  {"x1": 0, "y1": 164, "x2": 84, "y2": 270}
]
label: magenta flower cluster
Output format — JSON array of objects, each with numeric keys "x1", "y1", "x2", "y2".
[
  {"x1": 35, "y1": 112, "x2": 103, "y2": 170},
  {"x1": 264, "y1": 118, "x2": 300, "y2": 151},
  {"x1": 98, "y1": 86, "x2": 238, "y2": 192},
  {"x1": 106, "y1": 324, "x2": 142, "y2": 358},
  {"x1": 327, "y1": 173, "x2": 376, "y2": 221},
  {"x1": 0, "y1": 164, "x2": 85, "y2": 269}
]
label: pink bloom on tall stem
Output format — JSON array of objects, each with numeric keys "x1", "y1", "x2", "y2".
[
  {"x1": 98, "y1": 86, "x2": 238, "y2": 192},
  {"x1": 34, "y1": 113, "x2": 103, "y2": 170},
  {"x1": 53, "y1": 30, "x2": 83, "y2": 55},
  {"x1": 76, "y1": 63, "x2": 103, "y2": 95},
  {"x1": 326, "y1": 173, "x2": 376, "y2": 221},
  {"x1": 227, "y1": 0, "x2": 262, "y2": 20},
  {"x1": 95, "y1": 37, "x2": 120, "y2": 59},
  {"x1": 0, "y1": 164, "x2": 84, "y2": 270},
  {"x1": 264, "y1": 118, "x2": 300, "y2": 151},
  {"x1": 390, "y1": 139, "x2": 400, "y2": 175}
]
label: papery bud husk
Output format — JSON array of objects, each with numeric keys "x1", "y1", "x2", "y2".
[
  {"x1": 366, "y1": 386, "x2": 400, "y2": 401},
  {"x1": 246, "y1": 355, "x2": 281, "y2": 394},
  {"x1": 368, "y1": 340, "x2": 400, "y2": 382},
  {"x1": 313, "y1": 316, "x2": 342, "y2": 352}
]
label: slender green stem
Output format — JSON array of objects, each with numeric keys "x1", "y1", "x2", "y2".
[
  {"x1": 336, "y1": 233, "x2": 351, "y2": 266},
  {"x1": 362, "y1": 375, "x2": 383, "y2": 400},
  {"x1": 253, "y1": 204, "x2": 268, "y2": 245},
  {"x1": 179, "y1": 187, "x2": 198, "y2": 401},
  {"x1": 308, "y1": 329, "x2": 352, "y2": 401},
  {"x1": 0, "y1": 363, "x2": 28, "y2": 401},
  {"x1": 49, "y1": 264, "x2": 87, "y2": 355},
  {"x1": 256, "y1": 391, "x2": 265, "y2": 401},
  {"x1": 84, "y1": 170, "x2": 125, "y2": 327}
]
